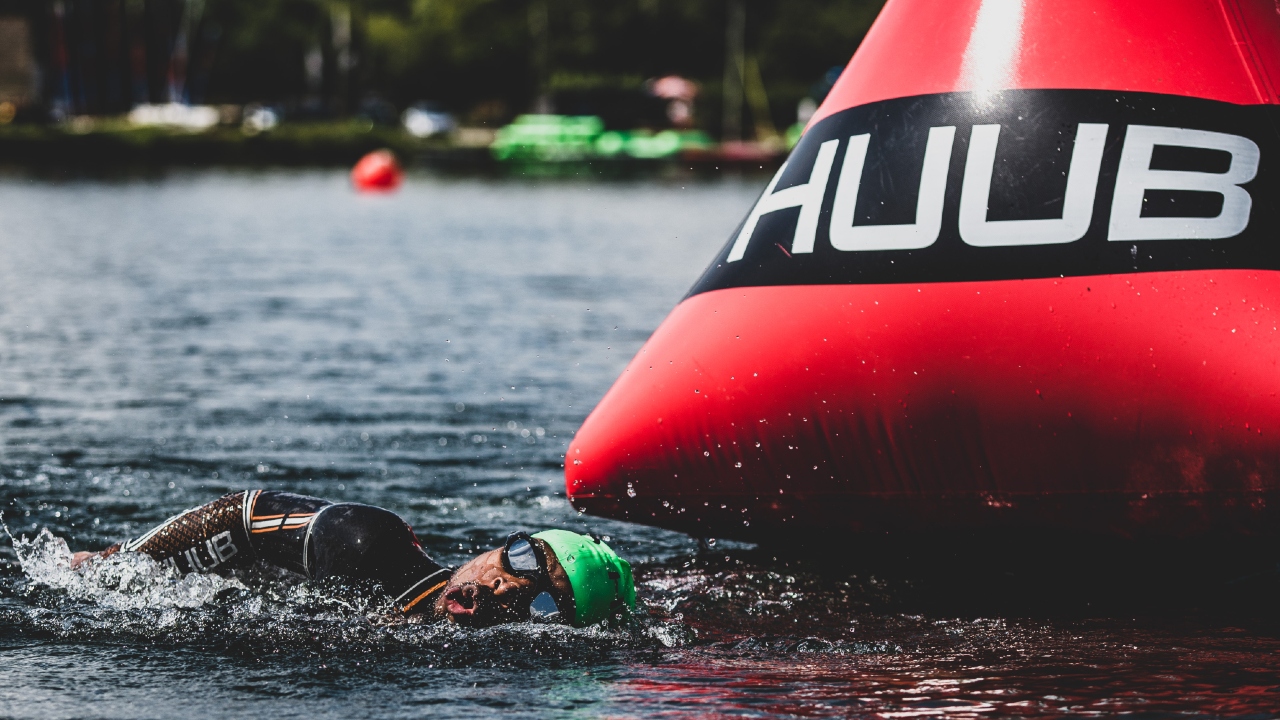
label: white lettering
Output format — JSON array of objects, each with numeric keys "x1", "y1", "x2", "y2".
[
  {"x1": 960, "y1": 123, "x2": 1108, "y2": 246},
  {"x1": 209, "y1": 530, "x2": 238, "y2": 563},
  {"x1": 829, "y1": 126, "x2": 956, "y2": 251},
  {"x1": 1108, "y1": 125, "x2": 1259, "y2": 241},
  {"x1": 204, "y1": 540, "x2": 220, "y2": 568},
  {"x1": 726, "y1": 138, "x2": 840, "y2": 261}
]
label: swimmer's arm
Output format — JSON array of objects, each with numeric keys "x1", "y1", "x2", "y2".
[
  {"x1": 304, "y1": 503, "x2": 451, "y2": 615},
  {"x1": 74, "y1": 492, "x2": 254, "y2": 573},
  {"x1": 71, "y1": 546, "x2": 119, "y2": 568}
]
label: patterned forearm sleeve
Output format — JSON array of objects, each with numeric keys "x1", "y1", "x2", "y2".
[
  {"x1": 120, "y1": 491, "x2": 254, "y2": 573},
  {"x1": 104, "y1": 490, "x2": 446, "y2": 610}
]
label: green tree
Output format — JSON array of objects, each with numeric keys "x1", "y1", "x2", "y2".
[{"x1": 200, "y1": 0, "x2": 885, "y2": 131}]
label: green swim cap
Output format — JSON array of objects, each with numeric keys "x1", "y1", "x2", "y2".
[{"x1": 533, "y1": 530, "x2": 635, "y2": 627}]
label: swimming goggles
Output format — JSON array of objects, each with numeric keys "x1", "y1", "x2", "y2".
[{"x1": 503, "y1": 531, "x2": 565, "y2": 622}]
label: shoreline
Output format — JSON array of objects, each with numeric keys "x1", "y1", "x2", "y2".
[{"x1": 0, "y1": 122, "x2": 784, "y2": 175}]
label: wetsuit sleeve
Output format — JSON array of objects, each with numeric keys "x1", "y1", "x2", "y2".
[
  {"x1": 114, "y1": 491, "x2": 450, "y2": 615},
  {"x1": 116, "y1": 491, "x2": 257, "y2": 573},
  {"x1": 304, "y1": 503, "x2": 451, "y2": 615},
  {"x1": 242, "y1": 490, "x2": 330, "y2": 575},
  {"x1": 115, "y1": 490, "x2": 328, "y2": 575}
]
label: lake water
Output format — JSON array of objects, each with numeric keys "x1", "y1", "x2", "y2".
[{"x1": 1, "y1": 169, "x2": 1278, "y2": 719}]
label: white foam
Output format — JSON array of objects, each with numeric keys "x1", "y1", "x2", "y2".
[{"x1": 11, "y1": 527, "x2": 246, "y2": 611}]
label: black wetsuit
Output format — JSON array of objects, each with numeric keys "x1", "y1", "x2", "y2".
[{"x1": 106, "y1": 491, "x2": 451, "y2": 615}]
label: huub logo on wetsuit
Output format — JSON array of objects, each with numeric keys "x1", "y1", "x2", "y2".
[{"x1": 691, "y1": 89, "x2": 1280, "y2": 294}]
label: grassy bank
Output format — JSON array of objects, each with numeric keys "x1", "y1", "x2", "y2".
[
  {"x1": 0, "y1": 120, "x2": 489, "y2": 167},
  {"x1": 0, "y1": 121, "x2": 785, "y2": 180}
]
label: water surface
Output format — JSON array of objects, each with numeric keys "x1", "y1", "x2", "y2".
[{"x1": 1, "y1": 170, "x2": 1278, "y2": 719}]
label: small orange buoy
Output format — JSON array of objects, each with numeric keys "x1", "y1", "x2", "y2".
[{"x1": 351, "y1": 149, "x2": 403, "y2": 192}]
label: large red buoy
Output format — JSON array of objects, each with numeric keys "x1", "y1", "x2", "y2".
[
  {"x1": 351, "y1": 149, "x2": 403, "y2": 192},
  {"x1": 567, "y1": 0, "x2": 1280, "y2": 552}
]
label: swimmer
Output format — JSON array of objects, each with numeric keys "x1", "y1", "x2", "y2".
[{"x1": 70, "y1": 490, "x2": 635, "y2": 628}]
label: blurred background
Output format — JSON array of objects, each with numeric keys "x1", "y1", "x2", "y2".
[{"x1": 0, "y1": 0, "x2": 886, "y2": 167}]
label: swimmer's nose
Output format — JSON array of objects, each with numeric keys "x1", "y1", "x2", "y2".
[{"x1": 490, "y1": 576, "x2": 526, "y2": 599}]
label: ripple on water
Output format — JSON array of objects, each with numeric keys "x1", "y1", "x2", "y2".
[
  {"x1": 2, "y1": 173, "x2": 1279, "y2": 718},
  {"x1": 7, "y1": 527, "x2": 1280, "y2": 718}
]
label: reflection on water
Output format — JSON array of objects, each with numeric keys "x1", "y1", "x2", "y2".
[{"x1": 1, "y1": 170, "x2": 1279, "y2": 718}]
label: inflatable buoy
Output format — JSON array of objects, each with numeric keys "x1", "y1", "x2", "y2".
[
  {"x1": 351, "y1": 149, "x2": 403, "y2": 191},
  {"x1": 567, "y1": 0, "x2": 1280, "y2": 550}
]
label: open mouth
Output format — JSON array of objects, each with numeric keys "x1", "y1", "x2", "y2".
[{"x1": 444, "y1": 584, "x2": 478, "y2": 618}]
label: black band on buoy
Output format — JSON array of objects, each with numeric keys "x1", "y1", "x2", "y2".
[{"x1": 692, "y1": 90, "x2": 1280, "y2": 295}]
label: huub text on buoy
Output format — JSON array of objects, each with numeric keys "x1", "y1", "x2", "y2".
[{"x1": 566, "y1": 0, "x2": 1280, "y2": 554}]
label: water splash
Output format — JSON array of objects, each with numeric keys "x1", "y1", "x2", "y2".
[
  {"x1": 12, "y1": 527, "x2": 246, "y2": 612},
  {"x1": 4, "y1": 526, "x2": 691, "y2": 666}
]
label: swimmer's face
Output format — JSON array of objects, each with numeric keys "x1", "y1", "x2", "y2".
[{"x1": 436, "y1": 538, "x2": 575, "y2": 627}]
